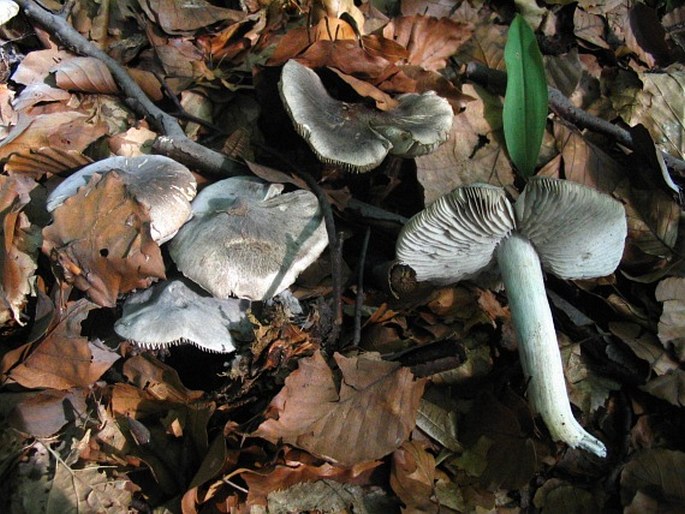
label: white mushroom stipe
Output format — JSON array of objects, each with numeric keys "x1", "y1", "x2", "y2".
[
  {"x1": 396, "y1": 177, "x2": 627, "y2": 457},
  {"x1": 496, "y1": 234, "x2": 607, "y2": 457}
]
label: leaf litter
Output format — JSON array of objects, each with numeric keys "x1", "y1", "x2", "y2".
[{"x1": 1, "y1": 0, "x2": 685, "y2": 512}]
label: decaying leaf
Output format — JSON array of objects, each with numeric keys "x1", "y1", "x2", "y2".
[
  {"x1": 390, "y1": 440, "x2": 438, "y2": 513},
  {"x1": 655, "y1": 277, "x2": 685, "y2": 361},
  {"x1": 0, "y1": 112, "x2": 108, "y2": 161},
  {"x1": 621, "y1": 449, "x2": 685, "y2": 511},
  {"x1": 53, "y1": 56, "x2": 119, "y2": 94},
  {"x1": 255, "y1": 351, "x2": 426, "y2": 466},
  {"x1": 415, "y1": 84, "x2": 514, "y2": 204},
  {"x1": 46, "y1": 433, "x2": 136, "y2": 513},
  {"x1": 138, "y1": 0, "x2": 243, "y2": 34},
  {"x1": 0, "y1": 299, "x2": 119, "y2": 390},
  {"x1": 641, "y1": 369, "x2": 685, "y2": 407},
  {"x1": 42, "y1": 171, "x2": 165, "y2": 307},
  {"x1": 382, "y1": 15, "x2": 472, "y2": 71},
  {"x1": 243, "y1": 448, "x2": 380, "y2": 507},
  {"x1": 0, "y1": 175, "x2": 40, "y2": 326},
  {"x1": 8, "y1": 389, "x2": 88, "y2": 438}
]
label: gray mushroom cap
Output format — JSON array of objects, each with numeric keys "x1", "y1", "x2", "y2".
[
  {"x1": 114, "y1": 278, "x2": 252, "y2": 353},
  {"x1": 47, "y1": 155, "x2": 197, "y2": 243},
  {"x1": 279, "y1": 59, "x2": 453, "y2": 172},
  {"x1": 169, "y1": 176, "x2": 328, "y2": 301},
  {"x1": 396, "y1": 177, "x2": 626, "y2": 282}
]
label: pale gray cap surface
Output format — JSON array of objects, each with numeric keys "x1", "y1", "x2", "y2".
[
  {"x1": 169, "y1": 176, "x2": 328, "y2": 301},
  {"x1": 47, "y1": 155, "x2": 197, "y2": 244},
  {"x1": 114, "y1": 279, "x2": 252, "y2": 353},
  {"x1": 515, "y1": 177, "x2": 627, "y2": 279},
  {"x1": 279, "y1": 59, "x2": 453, "y2": 172},
  {"x1": 396, "y1": 177, "x2": 627, "y2": 283}
]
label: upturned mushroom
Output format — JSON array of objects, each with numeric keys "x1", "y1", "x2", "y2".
[
  {"x1": 47, "y1": 155, "x2": 197, "y2": 243},
  {"x1": 279, "y1": 59, "x2": 454, "y2": 172},
  {"x1": 114, "y1": 278, "x2": 252, "y2": 353},
  {"x1": 396, "y1": 177, "x2": 627, "y2": 457},
  {"x1": 169, "y1": 176, "x2": 328, "y2": 301}
]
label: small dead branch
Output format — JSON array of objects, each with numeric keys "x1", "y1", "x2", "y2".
[{"x1": 463, "y1": 61, "x2": 685, "y2": 177}]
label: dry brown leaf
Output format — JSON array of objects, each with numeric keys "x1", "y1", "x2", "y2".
[
  {"x1": 621, "y1": 449, "x2": 685, "y2": 510},
  {"x1": 390, "y1": 440, "x2": 438, "y2": 513},
  {"x1": 5, "y1": 148, "x2": 92, "y2": 180},
  {"x1": 10, "y1": 48, "x2": 76, "y2": 86},
  {"x1": 53, "y1": 56, "x2": 119, "y2": 94},
  {"x1": 122, "y1": 354, "x2": 204, "y2": 404},
  {"x1": 254, "y1": 351, "x2": 426, "y2": 466},
  {"x1": 0, "y1": 299, "x2": 119, "y2": 389},
  {"x1": 383, "y1": 16, "x2": 472, "y2": 72},
  {"x1": 415, "y1": 83, "x2": 514, "y2": 205},
  {"x1": 0, "y1": 112, "x2": 108, "y2": 161},
  {"x1": 641, "y1": 369, "x2": 685, "y2": 406},
  {"x1": 655, "y1": 277, "x2": 685, "y2": 361},
  {"x1": 10, "y1": 83, "x2": 71, "y2": 114},
  {"x1": 243, "y1": 448, "x2": 380, "y2": 507},
  {"x1": 0, "y1": 175, "x2": 40, "y2": 326},
  {"x1": 42, "y1": 172, "x2": 165, "y2": 307},
  {"x1": 139, "y1": 0, "x2": 243, "y2": 34},
  {"x1": 8, "y1": 389, "x2": 88, "y2": 437}
]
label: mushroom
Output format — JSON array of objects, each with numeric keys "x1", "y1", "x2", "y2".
[
  {"x1": 114, "y1": 278, "x2": 252, "y2": 353},
  {"x1": 47, "y1": 155, "x2": 196, "y2": 243},
  {"x1": 279, "y1": 59, "x2": 454, "y2": 172},
  {"x1": 396, "y1": 177, "x2": 627, "y2": 457},
  {"x1": 169, "y1": 176, "x2": 328, "y2": 301}
]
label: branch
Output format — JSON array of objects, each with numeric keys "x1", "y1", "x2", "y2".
[
  {"x1": 463, "y1": 62, "x2": 685, "y2": 177},
  {"x1": 15, "y1": 0, "x2": 242, "y2": 179}
]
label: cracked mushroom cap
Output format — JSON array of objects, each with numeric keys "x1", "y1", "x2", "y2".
[
  {"x1": 169, "y1": 176, "x2": 328, "y2": 301},
  {"x1": 279, "y1": 59, "x2": 453, "y2": 172},
  {"x1": 47, "y1": 155, "x2": 197, "y2": 244},
  {"x1": 396, "y1": 177, "x2": 626, "y2": 282},
  {"x1": 114, "y1": 279, "x2": 252, "y2": 353}
]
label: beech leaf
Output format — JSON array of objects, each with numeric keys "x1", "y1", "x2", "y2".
[
  {"x1": 254, "y1": 351, "x2": 426, "y2": 466},
  {"x1": 502, "y1": 14, "x2": 548, "y2": 177},
  {"x1": 42, "y1": 172, "x2": 165, "y2": 307}
]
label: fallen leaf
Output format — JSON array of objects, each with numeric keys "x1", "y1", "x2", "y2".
[
  {"x1": 42, "y1": 172, "x2": 166, "y2": 307},
  {"x1": 122, "y1": 354, "x2": 204, "y2": 404},
  {"x1": 5, "y1": 148, "x2": 92, "y2": 180},
  {"x1": 254, "y1": 351, "x2": 426, "y2": 466},
  {"x1": 0, "y1": 175, "x2": 40, "y2": 326},
  {"x1": 390, "y1": 440, "x2": 438, "y2": 513},
  {"x1": 0, "y1": 299, "x2": 119, "y2": 389},
  {"x1": 641, "y1": 369, "x2": 685, "y2": 406},
  {"x1": 243, "y1": 448, "x2": 379, "y2": 507},
  {"x1": 621, "y1": 449, "x2": 685, "y2": 510},
  {"x1": 8, "y1": 389, "x2": 88, "y2": 437},
  {"x1": 415, "y1": 83, "x2": 514, "y2": 205},
  {"x1": 53, "y1": 56, "x2": 119, "y2": 94},
  {"x1": 0, "y1": 111, "x2": 108, "y2": 161},
  {"x1": 655, "y1": 277, "x2": 685, "y2": 361},
  {"x1": 383, "y1": 15, "x2": 472, "y2": 72},
  {"x1": 139, "y1": 0, "x2": 243, "y2": 34},
  {"x1": 534, "y1": 478, "x2": 602, "y2": 512}
]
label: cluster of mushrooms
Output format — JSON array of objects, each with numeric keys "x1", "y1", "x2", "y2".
[{"x1": 46, "y1": 59, "x2": 627, "y2": 458}]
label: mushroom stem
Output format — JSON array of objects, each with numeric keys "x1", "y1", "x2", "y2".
[{"x1": 496, "y1": 234, "x2": 607, "y2": 458}]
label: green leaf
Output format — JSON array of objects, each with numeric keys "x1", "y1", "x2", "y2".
[{"x1": 503, "y1": 14, "x2": 548, "y2": 178}]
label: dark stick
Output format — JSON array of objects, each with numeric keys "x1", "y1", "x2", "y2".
[
  {"x1": 351, "y1": 226, "x2": 371, "y2": 347},
  {"x1": 16, "y1": 0, "x2": 243, "y2": 179}
]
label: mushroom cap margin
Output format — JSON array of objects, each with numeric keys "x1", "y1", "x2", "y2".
[
  {"x1": 515, "y1": 177, "x2": 627, "y2": 280},
  {"x1": 114, "y1": 279, "x2": 252, "y2": 353},
  {"x1": 396, "y1": 184, "x2": 516, "y2": 283}
]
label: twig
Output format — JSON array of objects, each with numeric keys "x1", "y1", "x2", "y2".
[
  {"x1": 463, "y1": 62, "x2": 685, "y2": 177},
  {"x1": 15, "y1": 0, "x2": 242, "y2": 179},
  {"x1": 351, "y1": 226, "x2": 371, "y2": 347}
]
